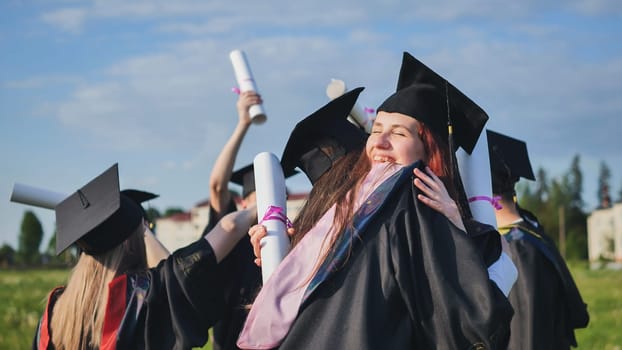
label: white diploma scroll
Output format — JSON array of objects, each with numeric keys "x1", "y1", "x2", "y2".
[
  {"x1": 253, "y1": 152, "x2": 290, "y2": 283},
  {"x1": 326, "y1": 78, "x2": 373, "y2": 133},
  {"x1": 10, "y1": 183, "x2": 67, "y2": 209},
  {"x1": 229, "y1": 49, "x2": 267, "y2": 124},
  {"x1": 456, "y1": 132, "x2": 497, "y2": 228}
]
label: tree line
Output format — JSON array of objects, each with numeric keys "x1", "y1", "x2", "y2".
[{"x1": 518, "y1": 155, "x2": 620, "y2": 260}]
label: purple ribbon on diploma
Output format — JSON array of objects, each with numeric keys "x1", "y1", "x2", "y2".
[
  {"x1": 469, "y1": 195, "x2": 503, "y2": 210},
  {"x1": 231, "y1": 87, "x2": 241, "y2": 95},
  {"x1": 259, "y1": 205, "x2": 293, "y2": 228},
  {"x1": 364, "y1": 107, "x2": 375, "y2": 114}
]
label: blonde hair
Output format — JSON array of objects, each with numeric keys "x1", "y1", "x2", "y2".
[{"x1": 50, "y1": 223, "x2": 147, "y2": 349}]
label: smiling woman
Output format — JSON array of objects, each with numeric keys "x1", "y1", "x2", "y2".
[
  {"x1": 367, "y1": 112, "x2": 427, "y2": 166},
  {"x1": 239, "y1": 52, "x2": 516, "y2": 349}
]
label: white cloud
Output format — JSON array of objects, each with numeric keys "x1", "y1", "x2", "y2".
[
  {"x1": 41, "y1": 7, "x2": 88, "y2": 34},
  {"x1": 156, "y1": 21, "x2": 232, "y2": 35},
  {"x1": 3, "y1": 75, "x2": 82, "y2": 89},
  {"x1": 569, "y1": 0, "x2": 622, "y2": 15},
  {"x1": 39, "y1": 0, "x2": 371, "y2": 34}
]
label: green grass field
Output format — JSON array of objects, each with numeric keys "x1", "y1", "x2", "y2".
[{"x1": 1, "y1": 264, "x2": 619, "y2": 349}]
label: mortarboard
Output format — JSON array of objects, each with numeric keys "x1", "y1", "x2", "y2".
[
  {"x1": 55, "y1": 164, "x2": 144, "y2": 255},
  {"x1": 280, "y1": 87, "x2": 368, "y2": 184},
  {"x1": 121, "y1": 189, "x2": 159, "y2": 218},
  {"x1": 487, "y1": 129, "x2": 536, "y2": 183},
  {"x1": 377, "y1": 52, "x2": 488, "y2": 154},
  {"x1": 231, "y1": 164, "x2": 256, "y2": 199},
  {"x1": 231, "y1": 163, "x2": 298, "y2": 198}
]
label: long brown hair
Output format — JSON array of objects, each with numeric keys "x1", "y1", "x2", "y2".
[
  {"x1": 50, "y1": 223, "x2": 147, "y2": 350},
  {"x1": 417, "y1": 122, "x2": 459, "y2": 202},
  {"x1": 290, "y1": 149, "x2": 369, "y2": 248}
]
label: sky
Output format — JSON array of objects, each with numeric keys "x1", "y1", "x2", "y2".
[{"x1": 1, "y1": 0, "x2": 621, "y2": 250}]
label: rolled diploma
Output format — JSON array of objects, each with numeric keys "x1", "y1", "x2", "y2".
[
  {"x1": 10, "y1": 183, "x2": 67, "y2": 209},
  {"x1": 253, "y1": 152, "x2": 289, "y2": 283},
  {"x1": 229, "y1": 49, "x2": 267, "y2": 124},
  {"x1": 456, "y1": 132, "x2": 497, "y2": 228},
  {"x1": 326, "y1": 78, "x2": 372, "y2": 133}
]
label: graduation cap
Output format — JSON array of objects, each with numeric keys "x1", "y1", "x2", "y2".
[
  {"x1": 487, "y1": 130, "x2": 535, "y2": 194},
  {"x1": 231, "y1": 163, "x2": 298, "y2": 198},
  {"x1": 55, "y1": 164, "x2": 144, "y2": 255},
  {"x1": 231, "y1": 164, "x2": 256, "y2": 199},
  {"x1": 121, "y1": 189, "x2": 159, "y2": 218},
  {"x1": 281, "y1": 87, "x2": 368, "y2": 184},
  {"x1": 377, "y1": 52, "x2": 488, "y2": 154}
]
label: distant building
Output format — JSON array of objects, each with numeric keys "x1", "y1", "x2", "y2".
[
  {"x1": 587, "y1": 202, "x2": 622, "y2": 267},
  {"x1": 155, "y1": 193, "x2": 309, "y2": 253}
]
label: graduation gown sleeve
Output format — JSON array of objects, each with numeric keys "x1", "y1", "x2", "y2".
[{"x1": 141, "y1": 238, "x2": 226, "y2": 349}]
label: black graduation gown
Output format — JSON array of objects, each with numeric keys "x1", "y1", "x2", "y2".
[
  {"x1": 202, "y1": 201, "x2": 262, "y2": 350},
  {"x1": 501, "y1": 219, "x2": 589, "y2": 350},
  {"x1": 276, "y1": 163, "x2": 513, "y2": 350},
  {"x1": 33, "y1": 239, "x2": 225, "y2": 350}
]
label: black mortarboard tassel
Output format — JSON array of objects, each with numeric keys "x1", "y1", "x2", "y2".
[
  {"x1": 281, "y1": 87, "x2": 368, "y2": 184},
  {"x1": 55, "y1": 164, "x2": 144, "y2": 255}
]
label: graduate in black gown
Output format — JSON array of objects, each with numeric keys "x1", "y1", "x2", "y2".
[
  {"x1": 239, "y1": 53, "x2": 514, "y2": 349},
  {"x1": 487, "y1": 129, "x2": 589, "y2": 349},
  {"x1": 206, "y1": 163, "x2": 264, "y2": 350},
  {"x1": 32, "y1": 164, "x2": 257, "y2": 350},
  {"x1": 200, "y1": 90, "x2": 263, "y2": 350}
]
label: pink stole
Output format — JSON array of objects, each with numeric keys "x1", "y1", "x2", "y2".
[{"x1": 237, "y1": 163, "x2": 402, "y2": 349}]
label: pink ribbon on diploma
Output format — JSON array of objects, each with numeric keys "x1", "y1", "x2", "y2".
[
  {"x1": 364, "y1": 107, "x2": 375, "y2": 114},
  {"x1": 231, "y1": 87, "x2": 241, "y2": 95},
  {"x1": 469, "y1": 195, "x2": 503, "y2": 210},
  {"x1": 259, "y1": 205, "x2": 293, "y2": 228}
]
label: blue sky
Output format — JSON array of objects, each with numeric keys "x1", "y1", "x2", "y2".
[{"x1": 1, "y1": 0, "x2": 621, "y2": 250}]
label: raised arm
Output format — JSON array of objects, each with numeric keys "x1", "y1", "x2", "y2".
[
  {"x1": 209, "y1": 91, "x2": 262, "y2": 215},
  {"x1": 144, "y1": 227, "x2": 171, "y2": 267}
]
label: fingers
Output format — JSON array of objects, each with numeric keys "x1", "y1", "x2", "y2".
[
  {"x1": 413, "y1": 171, "x2": 438, "y2": 201},
  {"x1": 239, "y1": 91, "x2": 262, "y2": 107},
  {"x1": 413, "y1": 167, "x2": 452, "y2": 214},
  {"x1": 417, "y1": 193, "x2": 442, "y2": 211},
  {"x1": 287, "y1": 227, "x2": 296, "y2": 237},
  {"x1": 248, "y1": 224, "x2": 267, "y2": 261},
  {"x1": 413, "y1": 167, "x2": 442, "y2": 191}
]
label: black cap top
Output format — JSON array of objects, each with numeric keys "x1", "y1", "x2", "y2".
[
  {"x1": 230, "y1": 163, "x2": 297, "y2": 198},
  {"x1": 55, "y1": 164, "x2": 145, "y2": 255},
  {"x1": 281, "y1": 87, "x2": 368, "y2": 184},
  {"x1": 377, "y1": 52, "x2": 488, "y2": 154},
  {"x1": 487, "y1": 129, "x2": 536, "y2": 183},
  {"x1": 230, "y1": 164, "x2": 256, "y2": 199},
  {"x1": 121, "y1": 189, "x2": 159, "y2": 218}
]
